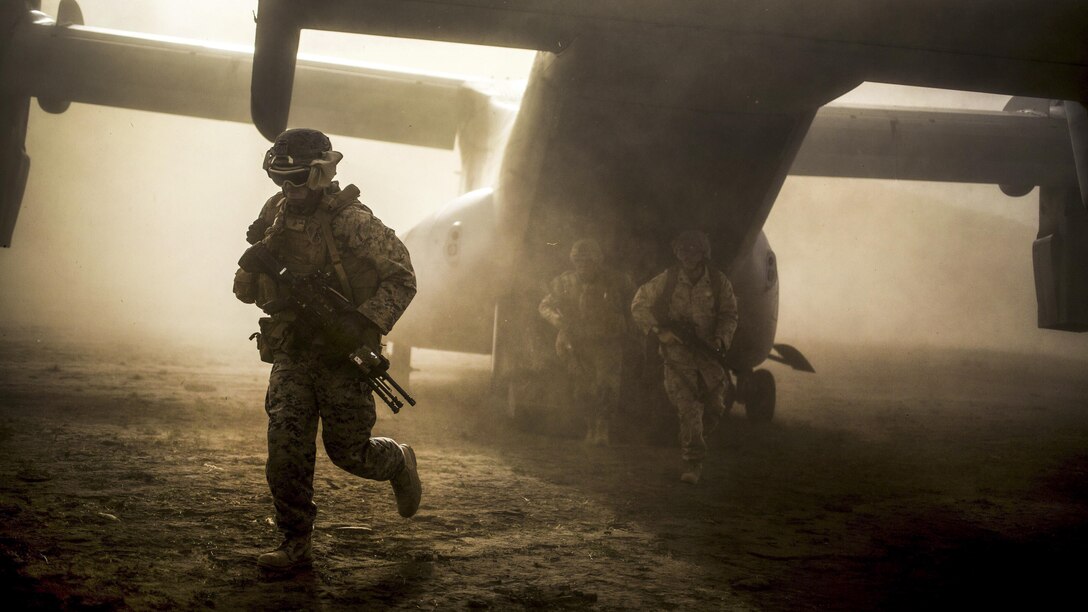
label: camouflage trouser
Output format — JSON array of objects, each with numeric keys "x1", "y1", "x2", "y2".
[
  {"x1": 566, "y1": 338, "x2": 623, "y2": 421},
  {"x1": 265, "y1": 352, "x2": 406, "y2": 536},
  {"x1": 663, "y1": 363, "x2": 727, "y2": 463}
]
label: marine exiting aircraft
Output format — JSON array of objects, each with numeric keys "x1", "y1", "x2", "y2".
[{"x1": 1, "y1": 0, "x2": 1086, "y2": 423}]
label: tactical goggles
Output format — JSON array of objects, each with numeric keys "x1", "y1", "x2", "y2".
[
  {"x1": 262, "y1": 150, "x2": 312, "y2": 186},
  {"x1": 267, "y1": 166, "x2": 312, "y2": 188}
]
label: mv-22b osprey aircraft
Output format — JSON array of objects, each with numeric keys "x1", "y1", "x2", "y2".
[{"x1": 2, "y1": 0, "x2": 1087, "y2": 424}]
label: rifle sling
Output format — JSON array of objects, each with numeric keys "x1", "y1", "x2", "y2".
[{"x1": 316, "y1": 211, "x2": 355, "y2": 305}]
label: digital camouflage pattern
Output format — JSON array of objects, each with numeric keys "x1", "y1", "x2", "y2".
[
  {"x1": 238, "y1": 182, "x2": 417, "y2": 538},
  {"x1": 328, "y1": 200, "x2": 416, "y2": 334},
  {"x1": 630, "y1": 266, "x2": 738, "y2": 368},
  {"x1": 631, "y1": 266, "x2": 738, "y2": 462},
  {"x1": 265, "y1": 353, "x2": 405, "y2": 535},
  {"x1": 254, "y1": 184, "x2": 417, "y2": 335},
  {"x1": 663, "y1": 365, "x2": 726, "y2": 462},
  {"x1": 539, "y1": 269, "x2": 635, "y2": 424}
]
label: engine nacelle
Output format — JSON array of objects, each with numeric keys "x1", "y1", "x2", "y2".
[{"x1": 725, "y1": 232, "x2": 780, "y2": 370}]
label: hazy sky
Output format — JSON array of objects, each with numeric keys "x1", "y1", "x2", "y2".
[{"x1": 2, "y1": 0, "x2": 1085, "y2": 360}]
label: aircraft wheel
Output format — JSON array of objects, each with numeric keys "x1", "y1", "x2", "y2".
[{"x1": 743, "y1": 369, "x2": 776, "y2": 423}]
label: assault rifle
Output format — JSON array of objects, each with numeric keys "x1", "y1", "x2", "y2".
[
  {"x1": 239, "y1": 243, "x2": 416, "y2": 413},
  {"x1": 659, "y1": 321, "x2": 734, "y2": 370},
  {"x1": 660, "y1": 321, "x2": 815, "y2": 373}
]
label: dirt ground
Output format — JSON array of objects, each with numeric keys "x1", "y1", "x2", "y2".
[{"x1": 2, "y1": 328, "x2": 1087, "y2": 611}]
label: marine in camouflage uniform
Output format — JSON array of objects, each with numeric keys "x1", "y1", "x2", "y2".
[
  {"x1": 233, "y1": 129, "x2": 421, "y2": 571},
  {"x1": 539, "y1": 239, "x2": 635, "y2": 445},
  {"x1": 631, "y1": 230, "x2": 738, "y2": 484}
]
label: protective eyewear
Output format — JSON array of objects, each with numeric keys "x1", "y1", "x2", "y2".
[
  {"x1": 261, "y1": 149, "x2": 312, "y2": 184},
  {"x1": 267, "y1": 166, "x2": 312, "y2": 188}
]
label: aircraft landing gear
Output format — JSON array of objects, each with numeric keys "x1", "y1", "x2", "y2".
[{"x1": 737, "y1": 368, "x2": 776, "y2": 423}]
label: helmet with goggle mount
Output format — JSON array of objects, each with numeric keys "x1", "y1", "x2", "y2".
[{"x1": 263, "y1": 128, "x2": 340, "y2": 188}]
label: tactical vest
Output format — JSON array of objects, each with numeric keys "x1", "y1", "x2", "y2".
[
  {"x1": 264, "y1": 185, "x2": 382, "y2": 352},
  {"x1": 561, "y1": 272, "x2": 629, "y2": 339},
  {"x1": 652, "y1": 265, "x2": 723, "y2": 325},
  {"x1": 266, "y1": 185, "x2": 378, "y2": 306}
]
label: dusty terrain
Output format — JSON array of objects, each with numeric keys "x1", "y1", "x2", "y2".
[{"x1": 1, "y1": 328, "x2": 1087, "y2": 610}]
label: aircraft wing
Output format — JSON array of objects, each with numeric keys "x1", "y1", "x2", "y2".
[
  {"x1": 250, "y1": 0, "x2": 1087, "y2": 139},
  {"x1": 7, "y1": 18, "x2": 1073, "y2": 184},
  {"x1": 794, "y1": 105, "x2": 1074, "y2": 188},
  {"x1": 9, "y1": 1, "x2": 1077, "y2": 203},
  {"x1": 4, "y1": 18, "x2": 480, "y2": 150},
  {"x1": 0, "y1": 5, "x2": 1080, "y2": 247},
  {"x1": 0, "y1": 8, "x2": 495, "y2": 247}
]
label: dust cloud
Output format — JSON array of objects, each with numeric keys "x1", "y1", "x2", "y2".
[
  {"x1": 767, "y1": 177, "x2": 1088, "y2": 357},
  {"x1": 0, "y1": 0, "x2": 530, "y2": 355},
  {"x1": 0, "y1": 102, "x2": 460, "y2": 353}
]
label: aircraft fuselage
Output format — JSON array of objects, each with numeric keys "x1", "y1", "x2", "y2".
[{"x1": 397, "y1": 42, "x2": 805, "y2": 373}]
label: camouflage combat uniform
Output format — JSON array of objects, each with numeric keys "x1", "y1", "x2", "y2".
[
  {"x1": 539, "y1": 268, "x2": 635, "y2": 430},
  {"x1": 237, "y1": 182, "x2": 416, "y2": 538},
  {"x1": 631, "y1": 266, "x2": 738, "y2": 463}
]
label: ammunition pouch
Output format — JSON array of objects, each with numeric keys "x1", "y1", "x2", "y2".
[{"x1": 252, "y1": 316, "x2": 290, "y2": 363}]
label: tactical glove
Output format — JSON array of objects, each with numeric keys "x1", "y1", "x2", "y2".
[
  {"x1": 335, "y1": 311, "x2": 380, "y2": 349},
  {"x1": 246, "y1": 218, "x2": 272, "y2": 245},
  {"x1": 238, "y1": 242, "x2": 275, "y2": 275},
  {"x1": 655, "y1": 327, "x2": 683, "y2": 345}
]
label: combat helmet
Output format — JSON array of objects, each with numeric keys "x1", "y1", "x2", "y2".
[
  {"x1": 263, "y1": 128, "x2": 343, "y2": 189},
  {"x1": 569, "y1": 239, "x2": 604, "y2": 263},
  {"x1": 671, "y1": 230, "x2": 711, "y2": 258}
]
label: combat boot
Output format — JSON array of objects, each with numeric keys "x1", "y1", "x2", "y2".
[
  {"x1": 680, "y1": 460, "x2": 702, "y2": 485},
  {"x1": 257, "y1": 533, "x2": 313, "y2": 571},
  {"x1": 390, "y1": 444, "x2": 421, "y2": 518}
]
